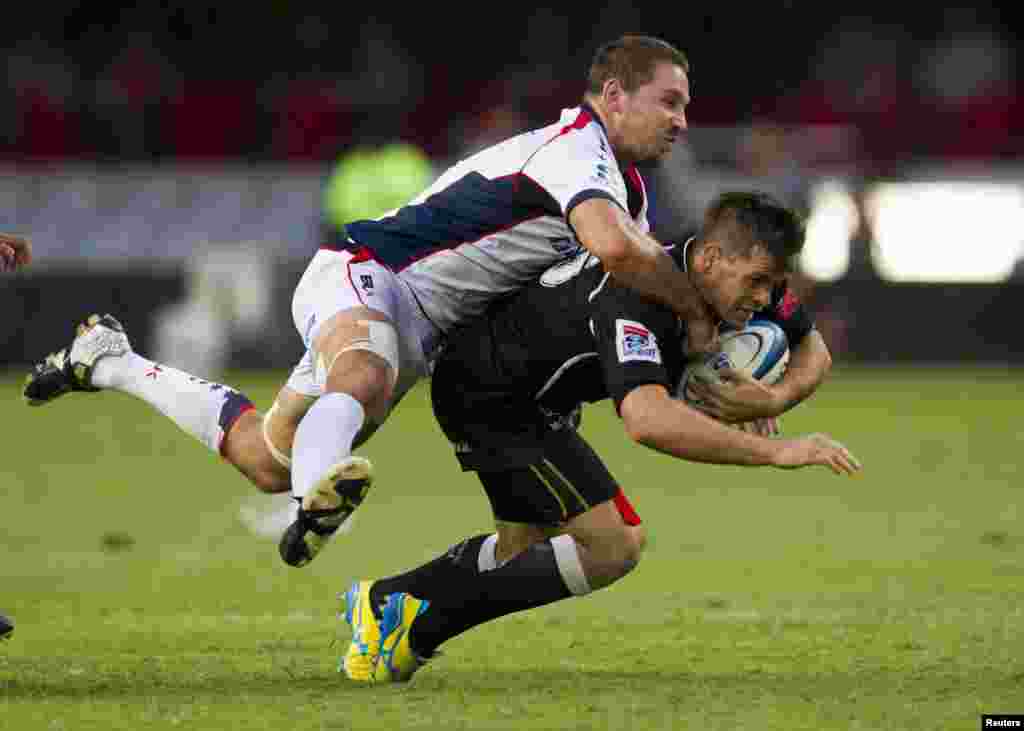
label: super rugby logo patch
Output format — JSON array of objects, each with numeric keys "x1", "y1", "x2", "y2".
[{"x1": 616, "y1": 319, "x2": 661, "y2": 364}]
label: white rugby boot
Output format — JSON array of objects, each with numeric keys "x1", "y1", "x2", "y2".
[{"x1": 23, "y1": 314, "x2": 131, "y2": 406}]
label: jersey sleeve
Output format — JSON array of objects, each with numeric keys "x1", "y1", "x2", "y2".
[
  {"x1": 523, "y1": 127, "x2": 630, "y2": 220},
  {"x1": 589, "y1": 277, "x2": 682, "y2": 413},
  {"x1": 760, "y1": 284, "x2": 815, "y2": 346}
]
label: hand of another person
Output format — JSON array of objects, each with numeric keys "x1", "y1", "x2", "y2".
[
  {"x1": 683, "y1": 303, "x2": 719, "y2": 357},
  {"x1": 0, "y1": 233, "x2": 32, "y2": 272}
]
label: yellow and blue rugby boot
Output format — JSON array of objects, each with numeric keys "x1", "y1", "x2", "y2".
[
  {"x1": 373, "y1": 591, "x2": 431, "y2": 683},
  {"x1": 338, "y1": 580, "x2": 383, "y2": 681}
]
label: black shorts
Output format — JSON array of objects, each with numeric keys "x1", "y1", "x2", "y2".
[
  {"x1": 432, "y1": 361, "x2": 621, "y2": 526},
  {"x1": 475, "y1": 427, "x2": 620, "y2": 525}
]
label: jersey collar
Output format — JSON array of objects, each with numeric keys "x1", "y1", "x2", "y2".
[
  {"x1": 675, "y1": 236, "x2": 695, "y2": 272},
  {"x1": 580, "y1": 101, "x2": 606, "y2": 135}
]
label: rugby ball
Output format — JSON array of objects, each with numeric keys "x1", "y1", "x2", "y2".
[{"x1": 676, "y1": 318, "x2": 789, "y2": 405}]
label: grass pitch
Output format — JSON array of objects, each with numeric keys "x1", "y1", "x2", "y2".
[{"x1": 1, "y1": 366, "x2": 1023, "y2": 730}]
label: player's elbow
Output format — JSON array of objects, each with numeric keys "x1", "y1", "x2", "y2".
[
  {"x1": 804, "y1": 328, "x2": 833, "y2": 376},
  {"x1": 820, "y1": 342, "x2": 833, "y2": 375},
  {"x1": 621, "y1": 405, "x2": 654, "y2": 447},
  {"x1": 620, "y1": 389, "x2": 662, "y2": 448},
  {"x1": 586, "y1": 235, "x2": 634, "y2": 273}
]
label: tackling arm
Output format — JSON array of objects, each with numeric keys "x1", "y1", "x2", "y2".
[{"x1": 569, "y1": 198, "x2": 716, "y2": 353}]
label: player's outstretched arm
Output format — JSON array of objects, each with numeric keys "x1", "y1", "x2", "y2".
[
  {"x1": 569, "y1": 198, "x2": 716, "y2": 354},
  {"x1": 0, "y1": 233, "x2": 32, "y2": 272},
  {"x1": 620, "y1": 383, "x2": 860, "y2": 475}
]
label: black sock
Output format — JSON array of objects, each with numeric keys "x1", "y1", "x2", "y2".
[
  {"x1": 408, "y1": 538, "x2": 573, "y2": 657},
  {"x1": 369, "y1": 534, "x2": 490, "y2": 610}
]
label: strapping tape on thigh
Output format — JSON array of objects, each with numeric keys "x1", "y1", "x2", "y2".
[{"x1": 328, "y1": 320, "x2": 400, "y2": 387}]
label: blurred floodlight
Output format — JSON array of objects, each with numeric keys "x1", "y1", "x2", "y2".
[
  {"x1": 801, "y1": 179, "x2": 856, "y2": 282},
  {"x1": 867, "y1": 182, "x2": 1024, "y2": 282}
]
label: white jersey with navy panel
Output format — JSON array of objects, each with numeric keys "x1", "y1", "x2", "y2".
[{"x1": 334, "y1": 104, "x2": 651, "y2": 335}]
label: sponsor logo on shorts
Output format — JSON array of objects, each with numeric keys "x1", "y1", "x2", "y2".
[{"x1": 616, "y1": 319, "x2": 661, "y2": 364}]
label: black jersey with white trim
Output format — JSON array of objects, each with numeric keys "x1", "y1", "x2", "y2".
[
  {"x1": 432, "y1": 250, "x2": 680, "y2": 423},
  {"x1": 433, "y1": 246, "x2": 816, "y2": 426},
  {"x1": 335, "y1": 105, "x2": 650, "y2": 334}
]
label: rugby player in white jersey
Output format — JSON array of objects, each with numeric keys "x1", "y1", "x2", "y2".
[{"x1": 23, "y1": 36, "x2": 720, "y2": 568}]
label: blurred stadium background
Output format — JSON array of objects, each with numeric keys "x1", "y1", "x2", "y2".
[{"x1": 1, "y1": 1, "x2": 1021, "y2": 372}]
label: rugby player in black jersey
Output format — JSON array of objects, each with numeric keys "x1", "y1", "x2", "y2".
[{"x1": 339, "y1": 191, "x2": 861, "y2": 682}]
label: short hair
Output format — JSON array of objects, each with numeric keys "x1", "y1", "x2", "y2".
[
  {"x1": 700, "y1": 192, "x2": 805, "y2": 270},
  {"x1": 586, "y1": 35, "x2": 690, "y2": 96}
]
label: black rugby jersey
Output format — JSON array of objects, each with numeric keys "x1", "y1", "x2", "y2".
[{"x1": 432, "y1": 247, "x2": 815, "y2": 424}]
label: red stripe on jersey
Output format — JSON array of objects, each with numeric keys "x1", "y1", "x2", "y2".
[
  {"x1": 623, "y1": 324, "x2": 650, "y2": 337},
  {"x1": 625, "y1": 164, "x2": 647, "y2": 219},
  {"x1": 349, "y1": 246, "x2": 378, "y2": 264},
  {"x1": 558, "y1": 108, "x2": 593, "y2": 137},
  {"x1": 626, "y1": 165, "x2": 644, "y2": 193},
  {"x1": 613, "y1": 488, "x2": 642, "y2": 526}
]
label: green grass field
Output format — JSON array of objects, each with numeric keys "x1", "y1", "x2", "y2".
[{"x1": 2, "y1": 366, "x2": 1023, "y2": 730}]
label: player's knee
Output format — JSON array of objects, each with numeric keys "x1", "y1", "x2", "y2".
[
  {"x1": 612, "y1": 525, "x2": 644, "y2": 579},
  {"x1": 627, "y1": 525, "x2": 647, "y2": 561},
  {"x1": 325, "y1": 349, "x2": 394, "y2": 404},
  {"x1": 320, "y1": 324, "x2": 401, "y2": 421},
  {"x1": 587, "y1": 525, "x2": 643, "y2": 586}
]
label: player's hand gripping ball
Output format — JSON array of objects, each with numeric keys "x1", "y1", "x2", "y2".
[{"x1": 677, "y1": 318, "x2": 789, "y2": 406}]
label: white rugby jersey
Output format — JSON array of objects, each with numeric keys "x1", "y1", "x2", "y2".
[{"x1": 337, "y1": 104, "x2": 651, "y2": 333}]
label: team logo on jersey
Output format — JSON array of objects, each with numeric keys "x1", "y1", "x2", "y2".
[
  {"x1": 616, "y1": 319, "x2": 661, "y2": 364},
  {"x1": 360, "y1": 274, "x2": 374, "y2": 292}
]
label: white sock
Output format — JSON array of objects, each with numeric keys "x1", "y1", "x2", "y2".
[
  {"x1": 91, "y1": 352, "x2": 253, "y2": 454},
  {"x1": 550, "y1": 534, "x2": 592, "y2": 596},
  {"x1": 291, "y1": 392, "x2": 366, "y2": 500}
]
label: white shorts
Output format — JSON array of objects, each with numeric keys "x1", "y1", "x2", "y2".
[{"x1": 286, "y1": 248, "x2": 442, "y2": 411}]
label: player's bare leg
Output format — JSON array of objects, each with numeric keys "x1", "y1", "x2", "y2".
[
  {"x1": 220, "y1": 386, "x2": 314, "y2": 494},
  {"x1": 558, "y1": 501, "x2": 647, "y2": 590},
  {"x1": 278, "y1": 307, "x2": 397, "y2": 567},
  {"x1": 492, "y1": 522, "x2": 549, "y2": 565}
]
